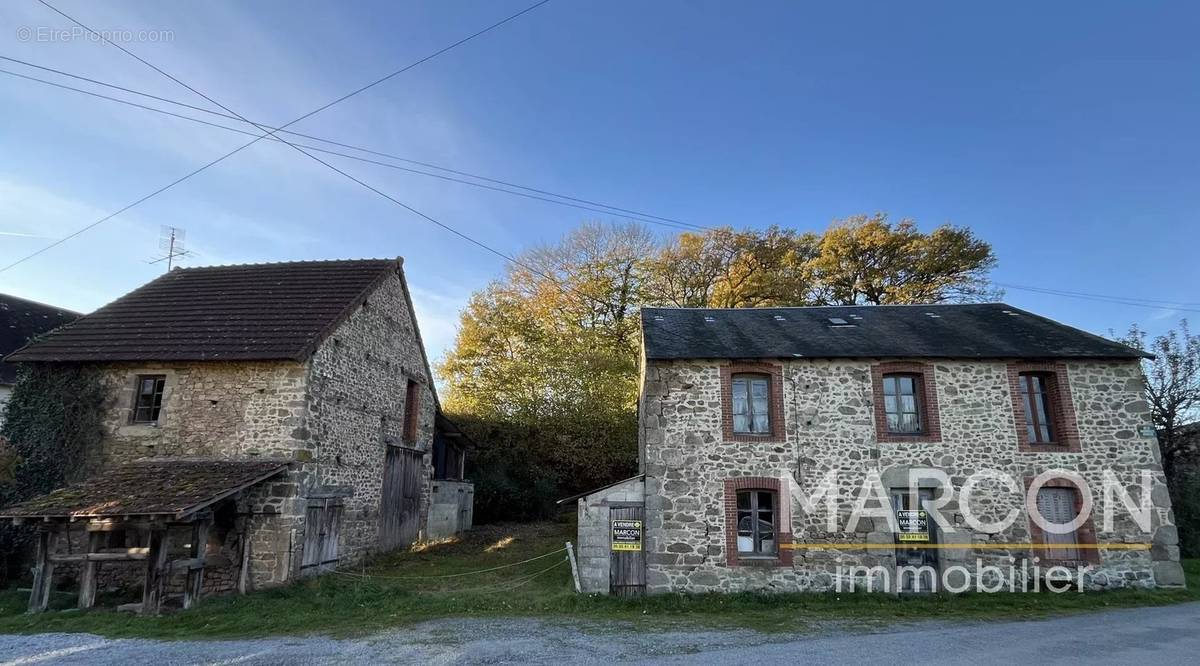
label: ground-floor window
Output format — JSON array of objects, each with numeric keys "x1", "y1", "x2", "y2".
[{"x1": 736, "y1": 490, "x2": 777, "y2": 556}]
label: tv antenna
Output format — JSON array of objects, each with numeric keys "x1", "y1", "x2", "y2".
[{"x1": 149, "y1": 225, "x2": 193, "y2": 271}]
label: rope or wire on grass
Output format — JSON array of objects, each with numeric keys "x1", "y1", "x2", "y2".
[{"x1": 334, "y1": 546, "x2": 567, "y2": 581}]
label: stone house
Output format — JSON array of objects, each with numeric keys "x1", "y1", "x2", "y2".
[
  {"x1": 0, "y1": 293, "x2": 79, "y2": 426},
  {"x1": 0, "y1": 259, "x2": 473, "y2": 613},
  {"x1": 573, "y1": 304, "x2": 1184, "y2": 595}
]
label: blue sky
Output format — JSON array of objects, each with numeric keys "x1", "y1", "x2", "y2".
[{"x1": 1, "y1": 0, "x2": 1197, "y2": 361}]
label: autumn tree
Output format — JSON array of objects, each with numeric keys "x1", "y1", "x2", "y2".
[
  {"x1": 805, "y1": 214, "x2": 998, "y2": 305},
  {"x1": 441, "y1": 216, "x2": 1000, "y2": 520},
  {"x1": 1117, "y1": 321, "x2": 1200, "y2": 480}
]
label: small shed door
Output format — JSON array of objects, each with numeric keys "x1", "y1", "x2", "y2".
[
  {"x1": 610, "y1": 504, "x2": 646, "y2": 596},
  {"x1": 301, "y1": 499, "x2": 341, "y2": 575},
  {"x1": 380, "y1": 445, "x2": 424, "y2": 550}
]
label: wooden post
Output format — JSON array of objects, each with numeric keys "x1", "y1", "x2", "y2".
[
  {"x1": 566, "y1": 541, "x2": 582, "y2": 593},
  {"x1": 27, "y1": 529, "x2": 54, "y2": 613},
  {"x1": 77, "y1": 531, "x2": 104, "y2": 609},
  {"x1": 182, "y1": 521, "x2": 209, "y2": 610},
  {"x1": 141, "y1": 528, "x2": 171, "y2": 615}
]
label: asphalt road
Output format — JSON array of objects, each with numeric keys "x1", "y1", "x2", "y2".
[{"x1": 1, "y1": 602, "x2": 1197, "y2": 665}]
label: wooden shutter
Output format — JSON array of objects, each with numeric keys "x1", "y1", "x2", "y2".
[{"x1": 1036, "y1": 487, "x2": 1079, "y2": 560}]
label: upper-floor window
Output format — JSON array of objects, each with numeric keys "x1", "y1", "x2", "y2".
[
  {"x1": 882, "y1": 373, "x2": 923, "y2": 434},
  {"x1": 132, "y1": 375, "x2": 166, "y2": 424},
  {"x1": 731, "y1": 373, "x2": 770, "y2": 435},
  {"x1": 1018, "y1": 372, "x2": 1055, "y2": 444},
  {"x1": 403, "y1": 379, "x2": 420, "y2": 443},
  {"x1": 735, "y1": 489, "x2": 777, "y2": 556}
]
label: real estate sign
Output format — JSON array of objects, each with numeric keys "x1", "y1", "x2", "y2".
[
  {"x1": 896, "y1": 509, "x2": 929, "y2": 542},
  {"x1": 611, "y1": 519, "x2": 643, "y2": 551}
]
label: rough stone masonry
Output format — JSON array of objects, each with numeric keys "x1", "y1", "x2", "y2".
[{"x1": 638, "y1": 356, "x2": 1183, "y2": 593}]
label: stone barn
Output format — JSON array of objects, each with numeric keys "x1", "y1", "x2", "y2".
[{"x1": 0, "y1": 258, "x2": 474, "y2": 613}]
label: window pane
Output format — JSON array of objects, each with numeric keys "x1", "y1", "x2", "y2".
[
  {"x1": 887, "y1": 413, "x2": 899, "y2": 431},
  {"x1": 899, "y1": 395, "x2": 916, "y2": 414},
  {"x1": 757, "y1": 492, "x2": 774, "y2": 511},
  {"x1": 737, "y1": 512, "x2": 752, "y2": 535},
  {"x1": 883, "y1": 395, "x2": 897, "y2": 415},
  {"x1": 898, "y1": 376, "x2": 915, "y2": 394},
  {"x1": 737, "y1": 492, "x2": 750, "y2": 510},
  {"x1": 731, "y1": 379, "x2": 748, "y2": 415},
  {"x1": 883, "y1": 377, "x2": 896, "y2": 395},
  {"x1": 733, "y1": 414, "x2": 750, "y2": 433}
]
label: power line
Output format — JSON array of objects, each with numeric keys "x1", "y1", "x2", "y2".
[
  {"x1": 994, "y1": 282, "x2": 1200, "y2": 315},
  {"x1": 0, "y1": 0, "x2": 554, "y2": 273},
  {"x1": 0, "y1": 54, "x2": 710, "y2": 232},
  {"x1": 0, "y1": 64, "x2": 704, "y2": 232},
  {"x1": 28, "y1": 0, "x2": 687, "y2": 325}
]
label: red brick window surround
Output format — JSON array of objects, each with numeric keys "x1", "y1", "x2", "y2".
[
  {"x1": 870, "y1": 362, "x2": 941, "y2": 443},
  {"x1": 1023, "y1": 475, "x2": 1100, "y2": 564},
  {"x1": 720, "y1": 362, "x2": 785, "y2": 442},
  {"x1": 1007, "y1": 362, "x2": 1080, "y2": 453},
  {"x1": 723, "y1": 477, "x2": 794, "y2": 567}
]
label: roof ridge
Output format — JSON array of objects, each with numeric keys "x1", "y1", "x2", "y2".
[{"x1": 174, "y1": 257, "x2": 400, "y2": 272}]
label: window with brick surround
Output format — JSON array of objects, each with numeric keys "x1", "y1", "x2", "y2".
[
  {"x1": 882, "y1": 373, "x2": 923, "y2": 434},
  {"x1": 731, "y1": 374, "x2": 771, "y2": 435},
  {"x1": 1024, "y1": 476, "x2": 1099, "y2": 564},
  {"x1": 1018, "y1": 372, "x2": 1054, "y2": 444},
  {"x1": 871, "y1": 362, "x2": 940, "y2": 443},
  {"x1": 720, "y1": 363, "x2": 785, "y2": 442},
  {"x1": 723, "y1": 477, "x2": 793, "y2": 566},
  {"x1": 1007, "y1": 363, "x2": 1080, "y2": 452},
  {"x1": 736, "y1": 490, "x2": 777, "y2": 555}
]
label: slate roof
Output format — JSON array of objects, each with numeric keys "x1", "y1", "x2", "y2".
[
  {"x1": 0, "y1": 294, "x2": 80, "y2": 384},
  {"x1": 5, "y1": 259, "x2": 399, "y2": 363},
  {"x1": 641, "y1": 303, "x2": 1149, "y2": 361},
  {"x1": 0, "y1": 459, "x2": 290, "y2": 520}
]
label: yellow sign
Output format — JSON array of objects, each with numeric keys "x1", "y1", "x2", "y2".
[{"x1": 612, "y1": 519, "x2": 643, "y2": 552}]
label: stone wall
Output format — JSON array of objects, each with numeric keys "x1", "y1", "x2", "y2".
[
  {"x1": 576, "y1": 476, "x2": 645, "y2": 594},
  {"x1": 68, "y1": 268, "x2": 439, "y2": 591},
  {"x1": 640, "y1": 357, "x2": 1183, "y2": 593},
  {"x1": 302, "y1": 270, "x2": 437, "y2": 565}
]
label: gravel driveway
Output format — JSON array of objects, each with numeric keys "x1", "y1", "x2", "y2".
[{"x1": 2, "y1": 602, "x2": 1198, "y2": 665}]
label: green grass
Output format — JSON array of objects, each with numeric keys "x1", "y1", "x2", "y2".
[{"x1": 1, "y1": 519, "x2": 1197, "y2": 640}]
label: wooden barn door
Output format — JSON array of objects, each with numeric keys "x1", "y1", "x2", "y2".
[
  {"x1": 380, "y1": 445, "x2": 424, "y2": 550},
  {"x1": 609, "y1": 504, "x2": 646, "y2": 596},
  {"x1": 300, "y1": 499, "x2": 341, "y2": 575}
]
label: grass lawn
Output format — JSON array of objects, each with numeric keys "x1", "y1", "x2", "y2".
[{"x1": 0, "y1": 519, "x2": 1197, "y2": 639}]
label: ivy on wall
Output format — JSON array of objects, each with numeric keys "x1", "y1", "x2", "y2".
[{"x1": 0, "y1": 362, "x2": 106, "y2": 580}]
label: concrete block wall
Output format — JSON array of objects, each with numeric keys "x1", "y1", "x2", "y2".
[{"x1": 576, "y1": 477, "x2": 644, "y2": 594}]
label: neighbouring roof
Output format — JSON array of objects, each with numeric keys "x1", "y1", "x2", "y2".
[
  {"x1": 556, "y1": 474, "x2": 645, "y2": 506},
  {"x1": 0, "y1": 459, "x2": 290, "y2": 520},
  {"x1": 5, "y1": 259, "x2": 399, "y2": 363},
  {"x1": 641, "y1": 303, "x2": 1149, "y2": 361},
  {"x1": 0, "y1": 294, "x2": 80, "y2": 384}
]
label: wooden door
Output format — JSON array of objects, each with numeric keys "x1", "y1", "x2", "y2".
[
  {"x1": 380, "y1": 445, "x2": 424, "y2": 550},
  {"x1": 609, "y1": 504, "x2": 646, "y2": 596},
  {"x1": 301, "y1": 499, "x2": 341, "y2": 575}
]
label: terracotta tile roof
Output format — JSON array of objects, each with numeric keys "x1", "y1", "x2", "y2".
[
  {"x1": 0, "y1": 459, "x2": 290, "y2": 520},
  {"x1": 642, "y1": 303, "x2": 1150, "y2": 361},
  {"x1": 0, "y1": 294, "x2": 80, "y2": 383},
  {"x1": 5, "y1": 259, "x2": 399, "y2": 363}
]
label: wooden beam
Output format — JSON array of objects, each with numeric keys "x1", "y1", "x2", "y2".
[
  {"x1": 27, "y1": 530, "x2": 54, "y2": 613},
  {"x1": 141, "y1": 529, "x2": 171, "y2": 616},
  {"x1": 77, "y1": 532, "x2": 104, "y2": 609},
  {"x1": 182, "y1": 521, "x2": 209, "y2": 610}
]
